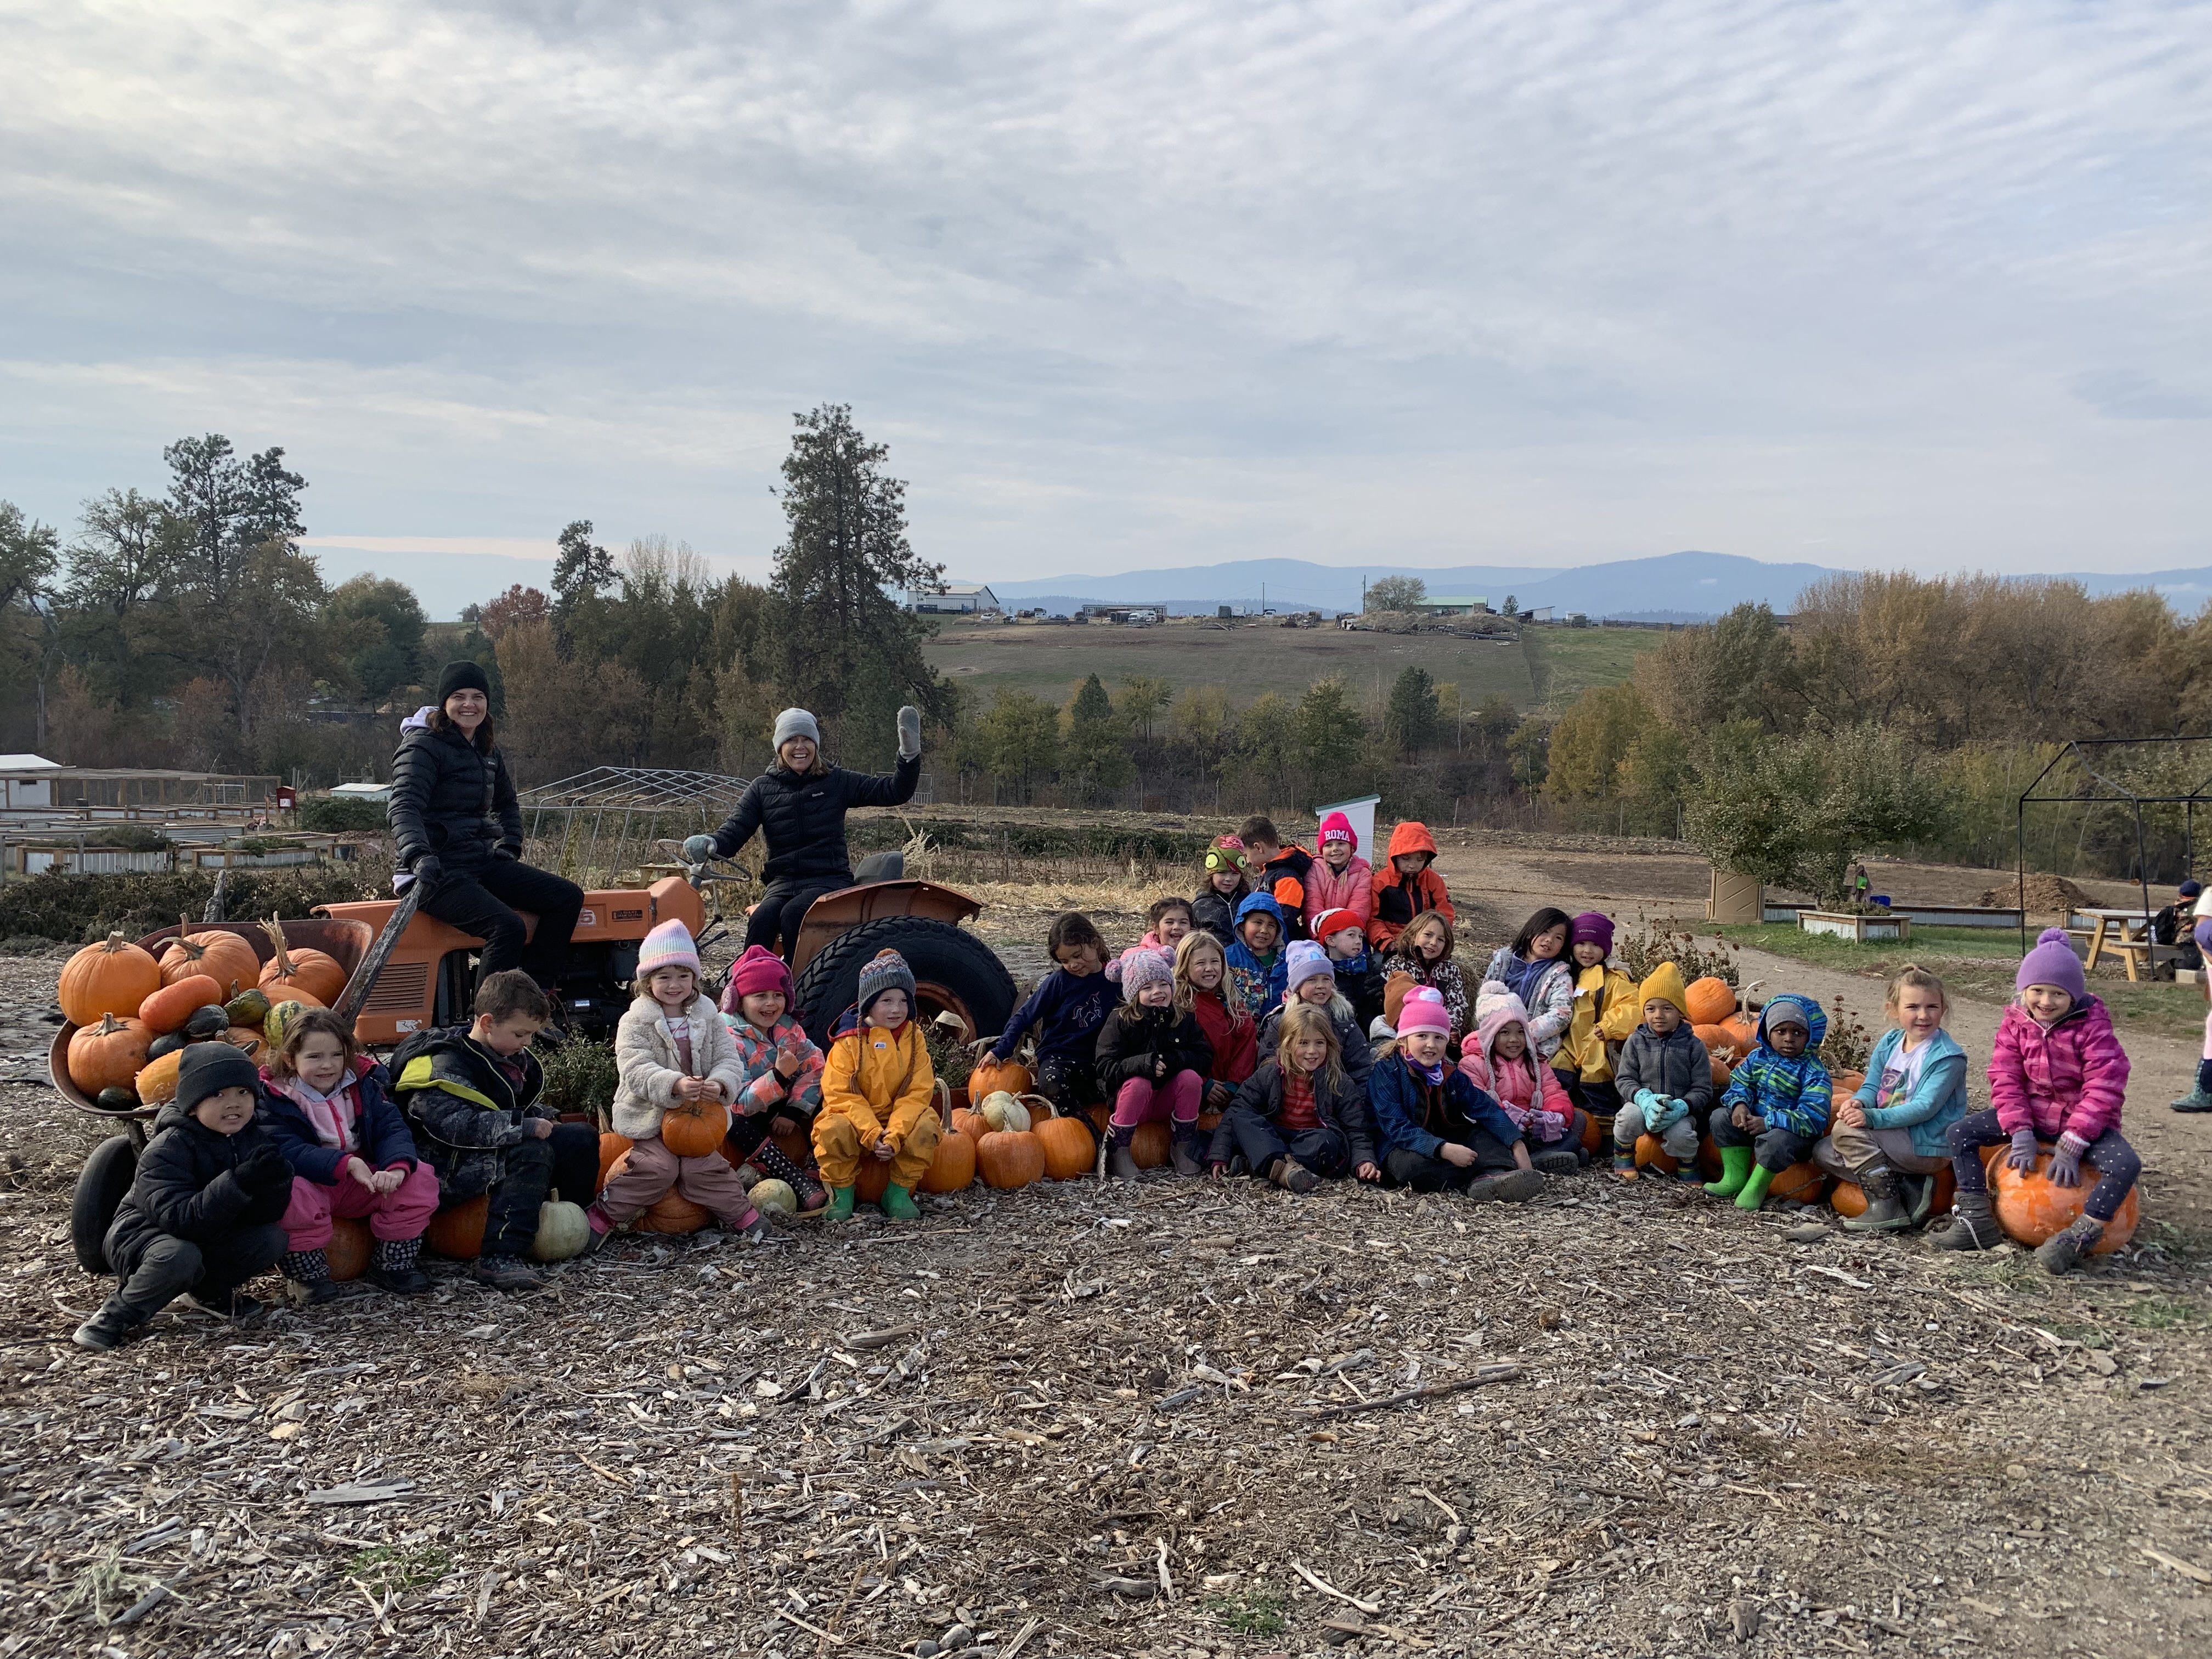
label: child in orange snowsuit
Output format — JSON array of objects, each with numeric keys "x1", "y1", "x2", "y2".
[{"x1": 814, "y1": 949, "x2": 940, "y2": 1221}]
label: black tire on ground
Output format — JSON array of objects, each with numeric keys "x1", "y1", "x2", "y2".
[
  {"x1": 792, "y1": 917, "x2": 1017, "y2": 1052},
  {"x1": 72, "y1": 1135, "x2": 138, "y2": 1276}
]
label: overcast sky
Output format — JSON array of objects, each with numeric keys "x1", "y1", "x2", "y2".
[{"x1": 3, "y1": 0, "x2": 2207, "y2": 607}]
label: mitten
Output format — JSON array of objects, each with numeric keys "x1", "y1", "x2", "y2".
[
  {"x1": 1532, "y1": 1109, "x2": 1566, "y2": 1142},
  {"x1": 1631, "y1": 1088, "x2": 1662, "y2": 1122},
  {"x1": 896, "y1": 705, "x2": 922, "y2": 761},
  {"x1": 2006, "y1": 1125, "x2": 2041, "y2": 1173},
  {"x1": 2047, "y1": 1131, "x2": 2089, "y2": 1188},
  {"x1": 410, "y1": 854, "x2": 445, "y2": 895},
  {"x1": 236, "y1": 1141, "x2": 292, "y2": 1193},
  {"x1": 682, "y1": 834, "x2": 716, "y2": 864}
]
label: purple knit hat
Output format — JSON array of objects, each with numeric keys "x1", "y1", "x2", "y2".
[
  {"x1": 1571, "y1": 911, "x2": 1615, "y2": 953},
  {"x1": 2016, "y1": 927, "x2": 2086, "y2": 1002}
]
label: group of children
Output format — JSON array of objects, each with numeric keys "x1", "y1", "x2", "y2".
[{"x1": 75, "y1": 820, "x2": 2148, "y2": 1353}]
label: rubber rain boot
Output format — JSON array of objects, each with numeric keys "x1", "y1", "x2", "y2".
[
  {"x1": 1929, "y1": 1188, "x2": 2002, "y2": 1251},
  {"x1": 880, "y1": 1184, "x2": 921, "y2": 1221},
  {"x1": 826, "y1": 1185, "x2": 857, "y2": 1221},
  {"x1": 1842, "y1": 1163, "x2": 1912, "y2": 1232},
  {"x1": 1733, "y1": 1165, "x2": 1777, "y2": 1212},
  {"x1": 1105, "y1": 1125, "x2": 1141, "y2": 1183},
  {"x1": 1704, "y1": 1144, "x2": 1754, "y2": 1199}
]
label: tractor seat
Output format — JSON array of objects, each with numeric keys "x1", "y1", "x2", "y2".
[{"x1": 853, "y1": 850, "x2": 905, "y2": 884}]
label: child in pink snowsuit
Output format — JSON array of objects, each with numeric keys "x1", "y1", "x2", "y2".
[
  {"x1": 1936, "y1": 928, "x2": 2138, "y2": 1274},
  {"x1": 1459, "y1": 982, "x2": 1586, "y2": 1173},
  {"x1": 261, "y1": 1008, "x2": 440, "y2": 1300},
  {"x1": 1301, "y1": 811, "x2": 1373, "y2": 934}
]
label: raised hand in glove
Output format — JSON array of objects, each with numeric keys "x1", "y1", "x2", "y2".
[
  {"x1": 2005, "y1": 1125, "x2": 2041, "y2": 1174},
  {"x1": 896, "y1": 705, "x2": 922, "y2": 761},
  {"x1": 682, "y1": 833, "x2": 717, "y2": 865},
  {"x1": 2046, "y1": 1132, "x2": 2089, "y2": 1187},
  {"x1": 410, "y1": 854, "x2": 445, "y2": 896},
  {"x1": 236, "y1": 1140, "x2": 292, "y2": 1193}
]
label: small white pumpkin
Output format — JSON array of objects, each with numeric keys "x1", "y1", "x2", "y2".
[
  {"x1": 750, "y1": 1178, "x2": 798, "y2": 1217},
  {"x1": 531, "y1": 1187, "x2": 592, "y2": 1262},
  {"x1": 979, "y1": 1091, "x2": 1032, "y2": 1133}
]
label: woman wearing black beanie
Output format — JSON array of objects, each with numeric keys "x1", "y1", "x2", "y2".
[{"x1": 386, "y1": 661, "x2": 584, "y2": 994}]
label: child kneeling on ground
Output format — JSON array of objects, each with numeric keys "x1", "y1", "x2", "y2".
[
  {"x1": 76, "y1": 1044, "x2": 293, "y2": 1350},
  {"x1": 1706, "y1": 994, "x2": 1831, "y2": 1211},
  {"x1": 1934, "y1": 930, "x2": 2137, "y2": 1274},
  {"x1": 816, "y1": 950, "x2": 940, "y2": 1220},
  {"x1": 1610, "y1": 964, "x2": 1714, "y2": 1181},
  {"x1": 394, "y1": 970, "x2": 601, "y2": 1293},
  {"x1": 1460, "y1": 983, "x2": 1586, "y2": 1172},
  {"x1": 1212, "y1": 1003, "x2": 1380, "y2": 1192},
  {"x1": 720, "y1": 944, "x2": 830, "y2": 1214},
  {"x1": 1094, "y1": 947, "x2": 1214, "y2": 1178},
  {"x1": 599, "y1": 921, "x2": 762, "y2": 1243},
  {"x1": 1813, "y1": 966, "x2": 1967, "y2": 1232},
  {"x1": 262, "y1": 1008, "x2": 438, "y2": 1301},
  {"x1": 1368, "y1": 988, "x2": 1542, "y2": 1200}
]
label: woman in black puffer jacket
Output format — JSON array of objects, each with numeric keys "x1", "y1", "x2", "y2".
[
  {"x1": 686, "y1": 705, "x2": 922, "y2": 959},
  {"x1": 388, "y1": 662, "x2": 583, "y2": 992}
]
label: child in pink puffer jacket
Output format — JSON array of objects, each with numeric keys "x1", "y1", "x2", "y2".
[
  {"x1": 1933, "y1": 929, "x2": 2136, "y2": 1274},
  {"x1": 1458, "y1": 981, "x2": 1586, "y2": 1173},
  {"x1": 1301, "y1": 812, "x2": 1373, "y2": 933}
]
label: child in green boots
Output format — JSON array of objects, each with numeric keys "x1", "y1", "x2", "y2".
[
  {"x1": 1706, "y1": 994, "x2": 1832, "y2": 1210},
  {"x1": 814, "y1": 949, "x2": 940, "y2": 1220}
]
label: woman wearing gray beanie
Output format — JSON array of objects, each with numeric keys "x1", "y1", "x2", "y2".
[{"x1": 685, "y1": 704, "x2": 923, "y2": 960}]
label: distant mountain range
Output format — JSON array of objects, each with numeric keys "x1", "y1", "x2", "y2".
[{"x1": 984, "y1": 552, "x2": 2212, "y2": 622}]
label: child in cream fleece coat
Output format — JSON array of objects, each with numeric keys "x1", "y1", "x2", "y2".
[{"x1": 595, "y1": 921, "x2": 761, "y2": 1242}]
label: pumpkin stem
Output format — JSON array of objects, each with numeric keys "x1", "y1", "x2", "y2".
[
  {"x1": 97, "y1": 1012, "x2": 123, "y2": 1036},
  {"x1": 104, "y1": 930, "x2": 130, "y2": 951},
  {"x1": 263, "y1": 915, "x2": 294, "y2": 975}
]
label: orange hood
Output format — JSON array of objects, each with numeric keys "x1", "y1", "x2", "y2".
[{"x1": 1386, "y1": 821, "x2": 1438, "y2": 860}]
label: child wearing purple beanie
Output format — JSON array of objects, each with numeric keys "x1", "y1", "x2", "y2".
[
  {"x1": 1932, "y1": 929, "x2": 2137, "y2": 1273},
  {"x1": 1560, "y1": 910, "x2": 1638, "y2": 1132}
]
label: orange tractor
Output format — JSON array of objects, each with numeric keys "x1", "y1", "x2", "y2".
[{"x1": 54, "y1": 848, "x2": 1015, "y2": 1273}]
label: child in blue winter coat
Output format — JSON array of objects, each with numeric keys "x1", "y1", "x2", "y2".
[
  {"x1": 1226, "y1": 893, "x2": 1290, "y2": 1022},
  {"x1": 990, "y1": 911, "x2": 1119, "y2": 1116},
  {"x1": 1707, "y1": 992, "x2": 1832, "y2": 1211}
]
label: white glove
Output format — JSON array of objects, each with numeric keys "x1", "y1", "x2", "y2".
[{"x1": 897, "y1": 706, "x2": 922, "y2": 761}]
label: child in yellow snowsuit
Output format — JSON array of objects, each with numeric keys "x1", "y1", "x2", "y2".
[
  {"x1": 814, "y1": 949, "x2": 940, "y2": 1221},
  {"x1": 1560, "y1": 912, "x2": 1640, "y2": 1132}
]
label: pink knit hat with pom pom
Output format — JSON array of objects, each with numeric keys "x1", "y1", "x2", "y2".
[{"x1": 1398, "y1": 985, "x2": 1451, "y2": 1034}]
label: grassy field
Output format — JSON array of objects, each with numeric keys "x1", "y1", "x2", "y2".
[
  {"x1": 922, "y1": 616, "x2": 1657, "y2": 710},
  {"x1": 1712, "y1": 921, "x2": 2211, "y2": 1042}
]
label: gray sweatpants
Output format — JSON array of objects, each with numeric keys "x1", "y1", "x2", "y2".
[{"x1": 1614, "y1": 1097, "x2": 1700, "y2": 1162}]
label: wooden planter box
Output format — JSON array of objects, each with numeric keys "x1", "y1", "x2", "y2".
[{"x1": 1798, "y1": 910, "x2": 1911, "y2": 943}]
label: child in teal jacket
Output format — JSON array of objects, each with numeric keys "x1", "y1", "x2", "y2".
[{"x1": 1812, "y1": 966, "x2": 1967, "y2": 1232}]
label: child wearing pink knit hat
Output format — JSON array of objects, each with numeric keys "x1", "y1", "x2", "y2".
[
  {"x1": 717, "y1": 945, "x2": 830, "y2": 1214},
  {"x1": 1365, "y1": 986, "x2": 1542, "y2": 1200}
]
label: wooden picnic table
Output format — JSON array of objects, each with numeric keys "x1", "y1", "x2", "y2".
[{"x1": 2070, "y1": 907, "x2": 2159, "y2": 981}]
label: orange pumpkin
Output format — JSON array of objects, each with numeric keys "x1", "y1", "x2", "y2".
[
  {"x1": 1634, "y1": 1132, "x2": 1679, "y2": 1175},
  {"x1": 854, "y1": 1158, "x2": 894, "y2": 1206},
  {"x1": 140, "y1": 973, "x2": 223, "y2": 1036},
  {"x1": 769, "y1": 1118, "x2": 811, "y2": 1166},
  {"x1": 1195, "y1": 1110, "x2": 1223, "y2": 1134},
  {"x1": 157, "y1": 919, "x2": 261, "y2": 996},
  {"x1": 59, "y1": 932, "x2": 163, "y2": 1026},
  {"x1": 69, "y1": 1013, "x2": 152, "y2": 1095},
  {"x1": 1131, "y1": 1122, "x2": 1172, "y2": 1170},
  {"x1": 1992, "y1": 1150, "x2": 2140, "y2": 1252},
  {"x1": 1579, "y1": 1109, "x2": 1603, "y2": 1155},
  {"x1": 1709, "y1": 1054, "x2": 1732, "y2": 1091},
  {"x1": 976, "y1": 1128, "x2": 1045, "y2": 1189},
  {"x1": 1767, "y1": 1162, "x2": 1830, "y2": 1205},
  {"x1": 1035, "y1": 1114, "x2": 1096, "y2": 1180},
  {"x1": 919, "y1": 1128, "x2": 979, "y2": 1193},
  {"x1": 1684, "y1": 977, "x2": 1736, "y2": 1026},
  {"x1": 951, "y1": 1107, "x2": 989, "y2": 1141},
  {"x1": 1692, "y1": 1022, "x2": 1737, "y2": 1056},
  {"x1": 1830, "y1": 1069, "x2": 1866, "y2": 1098},
  {"x1": 635, "y1": 1192, "x2": 711, "y2": 1234},
  {"x1": 598, "y1": 1131, "x2": 634, "y2": 1188},
  {"x1": 1721, "y1": 1015, "x2": 1758, "y2": 1053},
  {"x1": 661, "y1": 1099, "x2": 730, "y2": 1160},
  {"x1": 426, "y1": 1195, "x2": 489, "y2": 1258},
  {"x1": 259, "y1": 917, "x2": 349, "y2": 1006},
  {"x1": 135, "y1": 1047, "x2": 185, "y2": 1106},
  {"x1": 969, "y1": 1054, "x2": 1033, "y2": 1100},
  {"x1": 224, "y1": 1025, "x2": 265, "y2": 1057},
  {"x1": 1832, "y1": 1166, "x2": 1956, "y2": 1221},
  {"x1": 325, "y1": 1218, "x2": 373, "y2": 1281}
]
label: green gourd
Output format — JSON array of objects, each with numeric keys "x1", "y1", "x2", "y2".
[
  {"x1": 224, "y1": 987, "x2": 273, "y2": 1028},
  {"x1": 530, "y1": 1188, "x2": 591, "y2": 1262},
  {"x1": 146, "y1": 1029, "x2": 190, "y2": 1062},
  {"x1": 184, "y1": 1003, "x2": 230, "y2": 1040},
  {"x1": 95, "y1": 1086, "x2": 139, "y2": 1114}
]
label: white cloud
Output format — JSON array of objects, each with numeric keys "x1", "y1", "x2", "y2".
[{"x1": 2, "y1": 0, "x2": 2207, "y2": 600}]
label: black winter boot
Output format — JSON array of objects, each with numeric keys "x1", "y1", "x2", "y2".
[
  {"x1": 369, "y1": 1235, "x2": 432, "y2": 1296},
  {"x1": 2034, "y1": 1213, "x2": 2106, "y2": 1276},
  {"x1": 1842, "y1": 1163, "x2": 1912, "y2": 1233},
  {"x1": 1105, "y1": 1124, "x2": 1140, "y2": 1183},
  {"x1": 282, "y1": 1249, "x2": 354, "y2": 1305},
  {"x1": 73, "y1": 1297, "x2": 136, "y2": 1352},
  {"x1": 1928, "y1": 1187, "x2": 2002, "y2": 1251}
]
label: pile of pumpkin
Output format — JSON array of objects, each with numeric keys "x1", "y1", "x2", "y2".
[
  {"x1": 1632, "y1": 974, "x2": 2138, "y2": 1250},
  {"x1": 60, "y1": 918, "x2": 349, "y2": 1110}
]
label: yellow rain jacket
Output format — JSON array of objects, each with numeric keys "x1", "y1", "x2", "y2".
[
  {"x1": 1564, "y1": 962, "x2": 1641, "y2": 1084},
  {"x1": 814, "y1": 1018, "x2": 939, "y2": 1188}
]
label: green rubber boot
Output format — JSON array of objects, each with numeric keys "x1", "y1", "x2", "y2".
[
  {"x1": 1734, "y1": 1164, "x2": 1778, "y2": 1211},
  {"x1": 1703, "y1": 1144, "x2": 1754, "y2": 1198},
  {"x1": 879, "y1": 1183, "x2": 920, "y2": 1221},
  {"x1": 827, "y1": 1184, "x2": 856, "y2": 1221}
]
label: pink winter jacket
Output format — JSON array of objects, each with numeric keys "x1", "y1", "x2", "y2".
[
  {"x1": 1988, "y1": 996, "x2": 2128, "y2": 1144},
  {"x1": 1302, "y1": 855, "x2": 1373, "y2": 929},
  {"x1": 1457, "y1": 988, "x2": 1573, "y2": 1139}
]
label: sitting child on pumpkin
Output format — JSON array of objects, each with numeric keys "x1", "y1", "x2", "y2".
[
  {"x1": 597, "y1": 921, "x2": 763, "y2": 1243},
  {"x1": 816, "y1": 949, "x2": 941, "y2": 1221},
  {"x1": 1704, "y1": 993, "x2": 1831, "y2": 1211},
  {"x1": 720, "y1": 944, "x2": 830, "y2": 1214},
  {"x1": 1093, "y1": 947, "x2": 1212, "y2": 1179},
  {"x1": 1609, "y1": 964, "x2": 1714, "y2": 1182},
  {"x1": 1459, "y1": 983, "x2": 1586, "y2": 1172}
]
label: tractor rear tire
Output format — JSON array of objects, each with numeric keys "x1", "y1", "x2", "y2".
[
  {"x1": 793, "y1": 917, "x2": 1016, "y2": 1052},
  {"x1": 72, "y1": 1134, "x2": 139, "y2": 1275}
]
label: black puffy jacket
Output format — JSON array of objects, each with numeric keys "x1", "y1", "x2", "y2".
[
  {"x1": 1094, "y1": 1003, "x2": 1214, "y2": 1088},
  {"x1": 105, "y1": 1099, "x2": 292, "y2": 1279},
  {"x1": 707, "y1": 753, "x2": 921, "y2": 885},
  {"x1": 388, "y1": 723, "x2": 523, "y2": 876}
]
